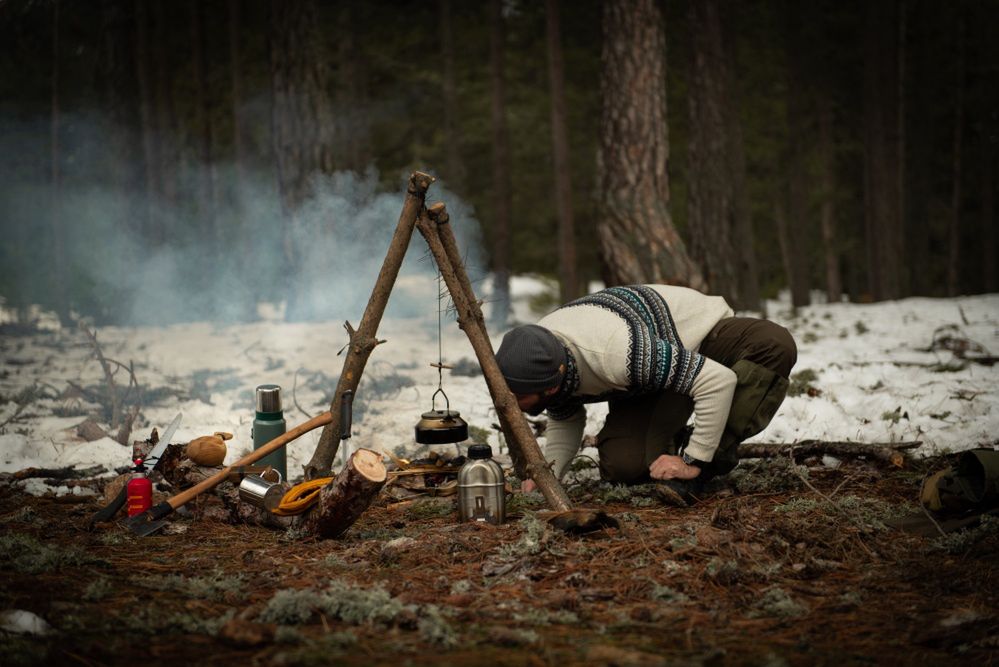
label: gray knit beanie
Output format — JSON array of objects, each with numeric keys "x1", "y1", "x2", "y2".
[{"x1": 495, "y1": 324, "x2": 566, "y2": 394}]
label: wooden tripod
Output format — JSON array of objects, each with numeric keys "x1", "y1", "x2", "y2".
[{"x1": 303, "y1": 172, "x2": 573, "y2": 513}]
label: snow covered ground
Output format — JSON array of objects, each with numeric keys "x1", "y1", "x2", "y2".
[{"x1": 1, "y1": 277, "x2": 997, "y2": 496}]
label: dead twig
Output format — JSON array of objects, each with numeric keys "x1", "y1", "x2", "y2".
[
  {"x1": 829, "y1": 469, "x2": 863, "y2": 499},
  {"x1": 114, "y1": 359, "x2": 141, "y2": 445},
  {"x1": 78, "y1": 323, "x2": 142, "y2": 442},
  {"x1": 787, "y1": 453, "x2": 876, "y2": 558},
  {"x1": 78, "y1": 322, "x2": 121, "y2": 428},
  {"x1": 919, "y1": 503, "x2": 948, "y2": 538},
  {"x1": 0, "y1": 402, "x2": 30, "y2": 430},
  {"x1": 292, "y1": 368, "x2": 315, "y2": 419}
]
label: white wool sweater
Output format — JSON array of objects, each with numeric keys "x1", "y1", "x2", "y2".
[{"x1": 536, "y1": 285, "x2": 736, "y2": 479}]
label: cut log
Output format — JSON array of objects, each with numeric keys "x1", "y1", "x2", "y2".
[{"x1": 299, "y1": 448, "x2": 387, "y2": 539}]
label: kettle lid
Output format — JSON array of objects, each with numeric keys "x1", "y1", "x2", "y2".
[{"x1": 467, "y1": 443, "x2": 493, "y2": 460}]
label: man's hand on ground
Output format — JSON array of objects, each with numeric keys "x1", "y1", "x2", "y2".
[
  {"x1": 521, "y1": 479, "x2": 538, "y2": 493},
  {"x1": 649, "y1": 454, "x2": 701, "y2": 480}
]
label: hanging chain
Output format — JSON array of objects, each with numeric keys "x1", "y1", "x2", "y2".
[{"x1": 430, "y1": 265, "x2": 450, "y2": 414}]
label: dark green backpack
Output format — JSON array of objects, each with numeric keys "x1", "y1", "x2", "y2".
[{"x1": 920, "y1": 448, "x2": 999, "y2": 514}]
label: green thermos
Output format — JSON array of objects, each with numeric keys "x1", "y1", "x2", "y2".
[{"x1": 252, "y1": 384, "x2": 287, "y2": 479}]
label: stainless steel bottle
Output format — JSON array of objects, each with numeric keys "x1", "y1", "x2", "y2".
[
  {"x1": 458, "y1": 444, "x2": 505, "y2": 524},
  {"x1": 252, "y1": 384, "x2": 287, "y2": 479}
]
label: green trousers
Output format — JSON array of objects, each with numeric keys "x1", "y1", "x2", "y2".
[{"x1": 597, "y1": 317, "x2": 796, "y2": 484}]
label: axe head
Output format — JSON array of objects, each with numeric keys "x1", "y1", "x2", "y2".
[{"x1": 125, "y1": 502, "x2": 173, "y2": 537}]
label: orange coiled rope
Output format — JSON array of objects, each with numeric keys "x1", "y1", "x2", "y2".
[{"x1": 270, "y1": 477, "x2": 333, "y2": 516}]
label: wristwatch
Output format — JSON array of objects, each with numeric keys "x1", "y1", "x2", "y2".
[{"x1": 680, "y1": 449, "x2": 708, "y2": 469}]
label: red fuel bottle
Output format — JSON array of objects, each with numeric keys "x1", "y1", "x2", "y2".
[{"x1": 127, "y1": 459, "x2": 152, "y2": 516}]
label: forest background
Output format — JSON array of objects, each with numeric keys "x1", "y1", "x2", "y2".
[{"x1": 0, "y1": 0, "x2": 996, "y2": 327}]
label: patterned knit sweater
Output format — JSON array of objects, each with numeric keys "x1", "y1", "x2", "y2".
[{"x1": 537, "y1": 285, "x2": 737, "y2": 479}]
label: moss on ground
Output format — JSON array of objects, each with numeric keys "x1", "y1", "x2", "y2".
[
  {"x1": 259, "y1": 580, "x2": 457, "y2": 647},
  {"x1": 0, "y1": 532, "x2": 106, "y2": 574},
  {"x1": 137, "y1": 569, "x2": 248, "y2": 602}
]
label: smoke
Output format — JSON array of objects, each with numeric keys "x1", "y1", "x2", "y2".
[{"x1": 0, "y1": 113, "x2": 487, "y2": 327}]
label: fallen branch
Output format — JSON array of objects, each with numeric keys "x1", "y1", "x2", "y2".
[
  {"x1": 11, "y1": 465, "x2": 107, "y2": 481},
  {"x1": 578, "y1": 436, "x2": 920, "y2": 466},
  {"x1": 738, "y1": 441, "x2": 921, "y2": 466}
]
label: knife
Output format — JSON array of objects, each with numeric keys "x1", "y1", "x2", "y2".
[{"x1": 86, "y1": 412, "x2": 183, "y2": 528}]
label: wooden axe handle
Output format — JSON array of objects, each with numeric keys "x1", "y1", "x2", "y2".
[{"x1": 164, "y1": 411, "x2": 333, "y2": 512}]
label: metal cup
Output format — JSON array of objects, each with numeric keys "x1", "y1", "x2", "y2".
[{"x1": 238, "y1": 471, "x2": 285, "y2": 511}]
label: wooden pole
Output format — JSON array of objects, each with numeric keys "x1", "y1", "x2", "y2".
[
  {"x1": 417, "y1": 204, "x2": 573, "y2": 512},
  {"x1": 304, "y1": 172, "x2": 435, "y2": 479}
]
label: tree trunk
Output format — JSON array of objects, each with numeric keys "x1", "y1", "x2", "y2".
[
  {"x1": 723, "y1": 35, "x2": 760, "y2": 312},
  {"x1": 947, "y1": 11, "x2": 965, "y2": 297},
  {"x1": 333, "y1": 1, "x2": 370, "y2": 172},
  {"x1": 133, "y1": 0, "x2": 157, "y2": 241},
  {"x1": 774, "y1": 201, "x2": 795, "y2": 309},
  {"x1": 906, "y1": 0, "x2": 933, "y2": 295},
  {"x1": 50, "y1": 0, "x2": 67, "y2": 325},
  {"x1": 596, "y1": 0, "x2": 705, "y2": 289},
  {"x1": 227, "y1": 0, "x2": 257, "y2": 320},
  {"x1": 98, "y1": 0, "x2": 142, "y2": 257},
  {"x1": 305, "y1": 173, "x2": 435, "y2": 479},
  {"x1": 983, "y1": 148, "x2": 996, "y2": 292},
  {"x1": 190, "y1": 0, "x2": 218, "y2": 249},
  {"x1": 686, "y1": 0, "x2": 739, "y2": 306},
  {"x1": 299, "y1": 449, "x2": 387, "y2": 539},
  {"x1": 546, "y1": 0, "x2": 580, "y2": 303},
  {"x1": 228, "y1": 0, "x2": 244, "y2": 196},
  {"x1": 439, "y1": 0, "x2": 465, "y2": 193},
  {"x1": 863, "y1": 0, "x2": 904, "y2": 301},
  {"x1": 269, "y1": 0, "x2": 335, "y2": 321},
  {"x1": 783, "y1": 3, "x2": 812, "y2": 309},
  {"x1": 151, "y1": 0, "x2": 175, "y2": 245},
  {"x1": 489, "y1": 0, "x2": 512, "y2": 325},
  {"x1": 897, "y1": 1, "x2": 908, "y2": 296},
  {"x1": 817, "y1": 97, "x2": 842, "y2": 303}
]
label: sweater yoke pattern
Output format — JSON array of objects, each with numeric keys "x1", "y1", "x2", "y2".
[{"x1": 546, "y1": 286, "x2": 706, "y2": 420}]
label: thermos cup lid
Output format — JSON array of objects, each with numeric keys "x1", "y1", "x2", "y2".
[
  {"x1": 467, "y1": 443, "x2": 492, "y2": 460},
  {"x1": 256, "y1": 384, "x2": 282, "y2": 413}
]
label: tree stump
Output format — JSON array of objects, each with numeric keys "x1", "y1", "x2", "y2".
[{"x1": 300, "y1": 448, "x2": 387, "y2": 539}]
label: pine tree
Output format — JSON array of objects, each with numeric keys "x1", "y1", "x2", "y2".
[{"x1": 596, "y1": 0, "x2": 704, "y2": 289}]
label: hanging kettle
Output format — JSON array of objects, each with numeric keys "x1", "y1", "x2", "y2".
[{"x1": 415, "y1": 388, "x2": 469, "y2": 444}]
